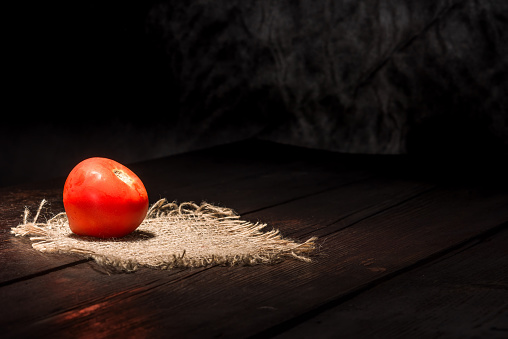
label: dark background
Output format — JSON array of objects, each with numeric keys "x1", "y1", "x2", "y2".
[{"x1": 2, "y1": 0, "x2": 507, "y2": 187}]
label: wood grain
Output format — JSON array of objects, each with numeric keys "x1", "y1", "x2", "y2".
[
  {"x1": 0, "y1": 183, "x2": 75, "y2": 285},
  {"x1": 2, "y1": 184, "x2": 507, "y2": 338},
  {"x1": 275, "y1": 228, "x2": 508, "y2": 339}
]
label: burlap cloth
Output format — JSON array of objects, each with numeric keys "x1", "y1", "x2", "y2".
[{"x1": 11, "y1": 200, "x2": 317, "y2": 272}]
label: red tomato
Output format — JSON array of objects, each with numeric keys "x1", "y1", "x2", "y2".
[{"x1": 63, "y1": 157, "x2": 149, "y2": 238}]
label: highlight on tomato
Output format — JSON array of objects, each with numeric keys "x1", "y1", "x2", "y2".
[{"x1": 63, "y1": 157, "x2": 149, "y2": 238}]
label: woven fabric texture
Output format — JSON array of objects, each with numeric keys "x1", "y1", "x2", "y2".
[{"x1": 11, "y1": 199, "x2": 317, "y2": 272}]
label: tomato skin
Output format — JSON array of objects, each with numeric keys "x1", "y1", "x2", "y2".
[{"x1": 63, "y1": 157, "x2": 149, "y2": 238}]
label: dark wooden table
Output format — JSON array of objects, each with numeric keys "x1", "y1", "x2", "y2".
[{"x1": 1, "y1": 140, "x2": 507, "y2": 338}]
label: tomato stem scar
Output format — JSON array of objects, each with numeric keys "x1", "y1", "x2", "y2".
[{"x1": 113, "y1": 169, "x2": 132, "y2": 185}]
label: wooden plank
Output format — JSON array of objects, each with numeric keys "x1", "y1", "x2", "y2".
[
  {"x1": 0, "y1": 140, "x2": 370, "y2": 284},
  {"x1": 275, "y1": 228, "x2": 508, "y2": 339},
  {"x1": 2, "y1": 182, "x2": 507, "y2": 338},
  {"x1": 241, "y1": 177, "x2": 433, "y2": 239},
  {"x1": 0, "y1": 184, "x2": 77, "y2": 286}
]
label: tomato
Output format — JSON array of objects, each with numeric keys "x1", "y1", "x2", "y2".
[{"x1": 63, "y1": 157, "x2": 149, "y2": 238}]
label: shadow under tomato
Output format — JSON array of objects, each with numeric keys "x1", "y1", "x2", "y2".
[{"x1": 67, "y1": 230, "x2": 156, "y2": 242}]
